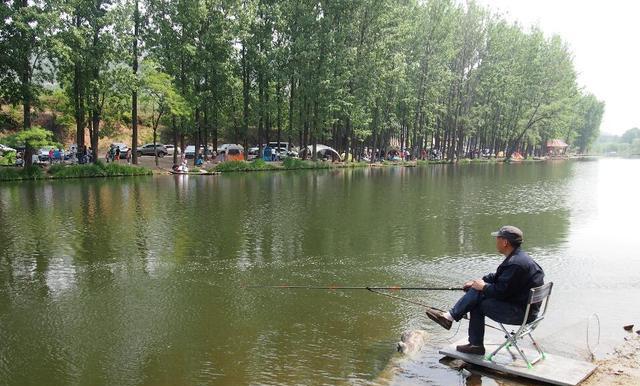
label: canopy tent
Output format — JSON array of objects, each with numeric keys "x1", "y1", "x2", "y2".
[
  {"x1": 300, "y1": 144, "x2": 342, "y2": 161},
  {"x1": 547, "y1": 139, "x2": 569, "y2": 148},
  {"x1": 546, "y1": 139, "x2": 569, "y2": 156}
]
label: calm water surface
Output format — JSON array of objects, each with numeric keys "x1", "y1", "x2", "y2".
[{"x1": 1, "y1": 159, "x2": 639, "y2": 385}]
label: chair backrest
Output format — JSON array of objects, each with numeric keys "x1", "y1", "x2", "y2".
[
  {"x1": 520, "y1": 282, "x2": 553, "y2": 327},
  {"x1": 528, "y1": 282, "x2": 553, "y2": 305}
]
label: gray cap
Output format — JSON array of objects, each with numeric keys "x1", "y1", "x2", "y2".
[{"x1": 491, "y1": 225, "x2": 523, "y2": 242}]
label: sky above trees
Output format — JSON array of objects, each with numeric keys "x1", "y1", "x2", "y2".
[{"x1": 477, "y1": 0, "x2": 639, "y2": 136}]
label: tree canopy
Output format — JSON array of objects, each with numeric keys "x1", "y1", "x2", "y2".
[{"x1": 1, "y1": 0, "x2": 605, "y2": 161}]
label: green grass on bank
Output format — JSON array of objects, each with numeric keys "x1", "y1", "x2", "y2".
[
  {"x1": 0, "y1": 166, "x2": 45, "y2": 181},
  {"x1": 0, "y1": 162, "x2": 152, "y2": 181},
  {"x1": 210, "y1": 158, "x2": 369, "y2": 173},
  {"x1": 213, "y1": 159, "x2": 281, "y2": 172},
  {"x1": 48, "y1": 162, "x2": 152, "y2": 178}
]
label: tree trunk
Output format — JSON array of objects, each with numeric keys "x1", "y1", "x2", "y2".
[
  {"x1": 91, "y1": 107, "x2": 99, "y2": 164},
  {"x1": 276, "y1": 81, "x2": 282, "y2": 152},
  {"x1": 73, "y1": 14, "x2": 84, "y2": 149},
  {"x1": 131, "y1": 0, "x2": 140, "y2": 164},
  {"x1": 241, "y1": 44, "x2": 250, "y2": 160},
  {"x1": 172, "y1": 116, "x2": 178, "y2": 164}
]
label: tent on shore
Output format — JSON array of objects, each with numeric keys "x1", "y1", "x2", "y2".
[
  {"x1": 300, "y1": 144, "x2": 342, "y2": 161},
  {"x1": 546, "y1": 139, "x2": 569, "y2": 157}
]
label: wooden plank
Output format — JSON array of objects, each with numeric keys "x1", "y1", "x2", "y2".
[{"x1": 439, "y1": 340, "x2": 597, "y2": 386}]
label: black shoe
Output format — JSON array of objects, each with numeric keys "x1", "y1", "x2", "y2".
[
  {"x1": 456, "y1": 343, "x2": 485, "y2": 355},
  {"x1": 426, "y1": 309, "x2": 452, "y2": 330}
]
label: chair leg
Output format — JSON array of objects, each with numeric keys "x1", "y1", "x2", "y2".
[
  {"x1": 486, "y1": 324, "x2": 543, "y2": 368},
  {"x1": 486, "y1": 324, "x2": 513, "y2": 361},
  {"x1": 487, "y1": 338, "x2": 512, "y2": 361},
  {"x1": 528, "y1": 333, "x2": 545, "y2": 360},
  {"x1": 506, "y1": 343, "x2": 518, "y2": 360},
  {"x1": 510, "y1": 340, "x2": 534, "y2": 369}
]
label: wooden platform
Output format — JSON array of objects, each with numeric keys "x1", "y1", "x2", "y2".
[{"x1": 440, "y1": 340, "x2": 597, "y2": 386}]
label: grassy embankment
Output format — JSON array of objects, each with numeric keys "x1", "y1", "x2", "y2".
[
  {"x1": 208, "y1": 157, "x2": 519, "y2": 173},
  {"x1": 0, "y1": 162, "x2": 152, "y2": 181},
  {"x1": 210, "y1": 158, "x2": 370, "y2": 173}
]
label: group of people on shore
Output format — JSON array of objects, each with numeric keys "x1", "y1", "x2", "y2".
[
  {"x1": 34, "y1": 145, "x2": 93, "y2": 165},
  {"x1": 105, "y1": 145, "x2": 131, "y2": 164}
]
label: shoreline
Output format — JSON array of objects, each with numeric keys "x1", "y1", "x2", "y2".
[
  {"x1": 0, "y1": 155, "x2": 601, "y2": 182},
  {"x1": 582, "y1": 333, "x2": 640, "y2": 385}
]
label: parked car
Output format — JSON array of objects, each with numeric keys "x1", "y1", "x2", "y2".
[
  {"x1": 247, "y1": 147, "x2": 259, "y2": 160},
  {"x1": 165, "y1": 144, "x2": 180, "y2": 156},
  {"x1": 137, "y1": 143, "x2": 168, "y2": 157},
  {"x1": 267, "y1": 141, "x2": 292, "y2": 152},
  {"x1": 185, "y1": 145, "x2": 214, "y2": 159},
  {"x1": 38, "y1": 147, "x2": 52, "y2": 161},
  {"x1": 111, "y1": 143, "x2": 130, "y2": 157},
  {"x1": 184, "y1": 145, "x2": 205, "y2": 159}
]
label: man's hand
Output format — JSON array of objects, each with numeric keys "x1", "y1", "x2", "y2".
[
  {"x1": 463, "y1": 280, "x2": 474, "y2": 291},
  {"x1": 470, "y1": 279, "x2": 486, "y2": 291}
]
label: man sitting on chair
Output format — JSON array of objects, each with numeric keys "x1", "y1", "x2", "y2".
[{"x1": 427, "y1": 226, "x2": 545, "y2": 355}]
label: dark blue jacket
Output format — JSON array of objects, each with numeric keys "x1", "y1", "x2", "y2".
[{"x1": 482, "y1": 248, "x2": 545, "y2": 309}]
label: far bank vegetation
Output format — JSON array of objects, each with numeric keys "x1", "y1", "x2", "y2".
[{"x1": 1, "y1": 0, "x2": 605, "y2": 167}]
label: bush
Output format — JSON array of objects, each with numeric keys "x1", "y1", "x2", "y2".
[
  {"x1": 0, "y1": 166, "x2": 45, "y2": 181},
  {"x1": 249, "y1": 158, "x2": 279, "y2": 170},
  {"x1": 214, "y1": 160, "x2": 252, "y2": 172},
  {"x1": 102, "y1": 162, "x2": 153, "y2": 176},
  {"x1": 282, "y1": 158, "x2": 329, "y2": 169},
  {"x1": 48, "y1": 162, "x2": 152, "y2": 178},
  {"x1": 0, "y1": 151, "x2": 17, "y2": 166},
  {"x1": 213, "y1": 159, "x2": 280, "y2": 173}
]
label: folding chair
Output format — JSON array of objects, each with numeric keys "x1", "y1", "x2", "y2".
[{"x1": 486, "y1": 282, "x2": 553, "y2": 369}]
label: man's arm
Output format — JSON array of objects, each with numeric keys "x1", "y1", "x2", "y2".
[
  {"x1": 482, "y1": 273, "x2": 496, "y2": 283},
  {"x1": 483, "y1": 264, "x2": 523, "y2": 300}
]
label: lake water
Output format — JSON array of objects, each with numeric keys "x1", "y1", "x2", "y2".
[{"x1": 1, "y1": 159, "x2": 639, "y2": 385}]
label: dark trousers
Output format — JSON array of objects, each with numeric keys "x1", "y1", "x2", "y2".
[{"x1": 449, "y1": 289, "x2": 526, "y2": 346}]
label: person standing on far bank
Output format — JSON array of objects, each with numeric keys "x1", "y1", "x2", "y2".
[{"x1": 426, "y1": 226, "x2": 545, "y2": 355}]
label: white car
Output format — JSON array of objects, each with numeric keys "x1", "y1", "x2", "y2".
[
  {"x1": 165, "y1": 144, "x2": 180, "y2": 155},
  {"x1": 184, "y1": 145, "x2": 198, "y2": 159},
  {"x1": 38, "y1": 147, "x2": 52, "y2": 161}
]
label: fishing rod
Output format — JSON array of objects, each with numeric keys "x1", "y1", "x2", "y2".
[{"x1": 244, "y1": 284, "x2": 463, "y2": 291}]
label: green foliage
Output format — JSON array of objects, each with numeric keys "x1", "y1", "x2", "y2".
[
  {"x1": 0, "y1": 151, "x2": 17, "y2": 165},
  {"x1": 2, "y1": 0, "x2": 604, "y2": 162},
  {"x1": 631, "y1": 139, "x2": 640, "y2": 156},
  {"x1": 282, "y1": 158, "x2": 330, "y2": 170},
  {"x1": 0, "y1": 162, "x2": 151, "y2": 181},
  {"x1": 621, "y1": 128, "x2": 640, "y2": 144},
  {"x1": 213, "y1": 159, "x2": 279, "y2": 172},
  {"x1": 572, "y1": 94, "x2": 605, "y2": 153},
  {"x1": 248, "y1": 158, "x2": 276, "y2": 170},
  {"x1": 3, "y1": 126, "x2": 57, "y2": 150},
  {"x1": 0, "y1": 166, "x2": 45, "y2": 181},
  {"x1": 47, "y1": 162, "x2": 152, "y2": 178},
  {"x1": 141, "y1": 62, "x2": 190, "y2": 121},
  {"x1": 593, "y1": 129, "x2": 640, "y2": 156}
]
